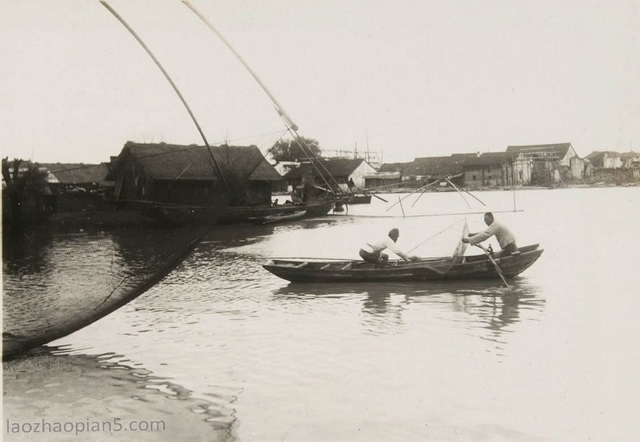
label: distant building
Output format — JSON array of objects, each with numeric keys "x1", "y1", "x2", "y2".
[
  {"x1": 39, "y1": 162, "x2": 113, "y2": 212},
  {"x1": 364, "y1": 162, "x2": 407, "y2": 189},
  {"x1": 621, "y1": 151, "x2": 640, "y2": 168},
  {"x1": 402, "y1": 156, "x2": 465, "y2": 188},
  {"x1": 271, "y1": 161, "x2": 300, "y2": 177},
  {"x1": 585, "y1": 151, "x2": 622, "y2": 169},
  {"x1": 106, "y1": 142, "x2": 281, "y2": 208},
  {"x1": 507, "y1": 143, "x2": 584, "y2": 185},
  {"x1": 366, "y1": 153, "x2": 524, "y2": 190},
  {"x1": 283, "y1": 158, "x2": 377, "y2": 190},
  {"x1": 271, "y1": 160, "x2": 301, "y2": 192},
  {"x1": 453, "y1": 152, "x2": 519, "y2": 188}
]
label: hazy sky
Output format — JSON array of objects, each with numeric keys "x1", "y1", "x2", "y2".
[{"x1": 2, "y1": 0, "x2": 639, "y2": 164}]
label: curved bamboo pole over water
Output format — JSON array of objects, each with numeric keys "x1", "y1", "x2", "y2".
[
  {"x1": 182, "y1": 0, "x2": 344, "y2": 193},
  {"x1": 100, "y1": 1, "x2": 229, "y2": 191}
]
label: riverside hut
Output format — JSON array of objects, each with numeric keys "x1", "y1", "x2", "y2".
[
  {"x1": 107, "y1": 142, "x2": 281, "y2": 208},
  {"x1": 40, "y1": 162, "x2": 113, "y2": 212}
]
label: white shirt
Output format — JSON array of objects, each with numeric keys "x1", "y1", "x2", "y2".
[
  {"x1": 468, "y1": 220, "x2": 516, "y2": 249},
  {"x1": 362, "y1": 236, "x2": 411, "y2": 260}
]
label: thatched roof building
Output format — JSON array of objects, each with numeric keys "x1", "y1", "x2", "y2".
[{"x1": 107, "y1": 142, "x2": 281, "y2": 207}]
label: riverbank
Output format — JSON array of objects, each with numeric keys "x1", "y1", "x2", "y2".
[
  {"x1": 277, "y1": 181, "x2": 640, "y2": 196},
  {"x1": 7, "y1": 181, "x2": 640, "y2": 232}
]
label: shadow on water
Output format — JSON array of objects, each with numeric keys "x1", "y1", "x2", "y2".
[
  {"x1": 199, "y1": 215, "x2": 351, "y2": 249},
  {"x1": 2, "y1": 226, "x2": 210, "y2": 360},
  {"x1": 272, "y1": 278, "x2": 545, "y2": 344},
  {"x1": 3, "y1": 346, "x2": 238, "y2": 441}
]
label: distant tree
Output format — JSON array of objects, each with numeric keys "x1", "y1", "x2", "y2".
[
  {"x1": 267, "y1": 137, "x2": 322, "y2": 162},
  {"x1": 2, "y1": 157, "x2": 49, "y2": 227}
]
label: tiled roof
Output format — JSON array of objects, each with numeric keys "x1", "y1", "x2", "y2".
[
  {"x1": 506, "y1": 143, "x2": 573, "y2": 158},
  {"x1": 454, "y1": 152, "x2": 515, "y2": 166},
  {"x1": 404, "y1": 156, "x2": 464, "y2": 176}
]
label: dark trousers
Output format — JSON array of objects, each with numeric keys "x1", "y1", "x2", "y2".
[
  {"x1": 359, "y1": 249, "x2": 389, "y2": 267},
  {"x1": 501, "y1": 242, "x2": 518, "y2": 256}
]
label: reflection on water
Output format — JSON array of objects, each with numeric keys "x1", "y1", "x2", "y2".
[
  {"x1": 7, "y1": 188, "x2": 640, "y2": 441},
  {"x1": 272, "y1": 279, "x2": 545, "y2": 345},
  {"x1": 3, "y1": 226, "x2": 209, "y2": 358},
  {"x1": 3, "y1": 346, "x2": 236, "y2": 441}
]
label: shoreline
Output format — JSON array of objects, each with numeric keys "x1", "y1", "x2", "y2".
[
  {"x1": 273, "y1": 181, "x2": 640, "y2": 196},
  {"x1": 5, "y1": 183, "x2": 638, "y2": 232}
]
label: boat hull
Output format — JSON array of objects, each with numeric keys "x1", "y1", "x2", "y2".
[
  {"x1": 346, "y1": 194, "x2": 372, "y2": 204},
  {"x1": 218, "y1": 200, "x2": 334, "y2": 224},
  {"x1": 263, "y1": 244, "x2": 543, "y2": 283}
]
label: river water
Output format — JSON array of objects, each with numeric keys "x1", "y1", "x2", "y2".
[{"x1": 3, "y1": 187, "x2": 640, "y2": 441}]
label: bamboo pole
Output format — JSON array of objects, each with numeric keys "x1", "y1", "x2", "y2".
[
  {"x1": 182, "y1": 0, "x2": 343, "y2": 193},
  {"x1": 100, "y1": 1, "x2": 229, "y2": 191}
]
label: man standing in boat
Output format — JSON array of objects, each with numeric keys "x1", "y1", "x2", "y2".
[
  {"x1": 359, "y1": 228, "x2": 419, "y2": 268},
  {"x1": 462, "y1": 212, "x2": 518, "y2": 255}
]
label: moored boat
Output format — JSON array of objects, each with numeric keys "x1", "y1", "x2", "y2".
[
  {"x1": 346, "y1": 194, "x2": 372, "y2": 204},
  {"x1": 263, "y1": 244, "x2": 543, "y2": 283},
  {"x1": 250, "y1": 209, "x2": 307, "y2": 225},
  {"x1": 220, "y1": 199, "x2": 334, "y2": 224}
]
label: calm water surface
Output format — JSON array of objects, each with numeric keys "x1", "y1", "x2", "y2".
[{"x1": 4, "y1": 187, "x2": 640, "y2": 441}]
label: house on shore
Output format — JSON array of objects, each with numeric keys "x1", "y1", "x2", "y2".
[
  {"x1": 620, "y1": 151, "x2": 640, "y2": 168},
  {"x1": 364, "y1": 162, "x2": 407, "y2": 189},
  {"x1": 283, "y1": 158, "x2": 377, "y2": 191},
  {"x1": 585, "y1": 151, "x2": 622, "y2": 169},
  {"x1": 506, "y1": 143, "x2": 585, "y2": 185},
  {"x1": 106, "y1": 142, "x2": 281, "y2": 208},
  {"x1": 270, "y1": 160, "x2": 300, "y2": 192},
  {"x1": 401, "y1": 156, "x2": 465, "y2": 188},
  {"x1": 453, "y1": 152, "x2": 520, "y2": 188},
  {"x1": 40, "y1": 163, "x2": 113, "y2": 212},
  {"x1": 364, "y1": 153, "x2": 524, "y2": 190}
]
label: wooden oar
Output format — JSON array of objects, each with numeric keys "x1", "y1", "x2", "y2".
[{"x1": 475, "y1": 244, "x2": 510, "y2": 288}]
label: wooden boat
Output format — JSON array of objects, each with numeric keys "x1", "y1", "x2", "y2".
[
  {"x1": 129, "y1": 199, "x2": 227, "y2": 226},
  {"x1": 346, "y1": 194, "x2": 372, "y2": 204},
  {"x1": 263, "y1": 244, "x2": 543, "y2": 283},
  {"x1": 250, "y1": 209, "x2": 307, "y2": 225},
  {"x1": 219, "y1": 200, "x2": 334, "y2": 224}
]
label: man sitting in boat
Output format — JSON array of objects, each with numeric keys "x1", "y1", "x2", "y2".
[
  {"x1": 462, "y1": 212, "x2": 518, "y2": 255},
  {"x1": 359, "y1": 228, "x2": 419, "y2": 268}
]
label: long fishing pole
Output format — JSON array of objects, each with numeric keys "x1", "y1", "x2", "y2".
[
  {"x1": 407, "y1": 218, "x2": 466, "y2": 253},
  {"x1": 443, "y1": 177, "x2": 486, "y2": 207},
  {"x1": 182, "y1": 0, "x2": 343, "y2": 194},
  {"x1": 100, "y1": 1, "x2": 229, "y2": 191},
  {"x1": 411, "y1": 186, "x2": 427, "y2": 207},
  {"x1": 385, "y1": 179, "x2": 443, "y2": 212},
  {"x1": 341, "y1": 208, "x2": 523, "y2": 219}
]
